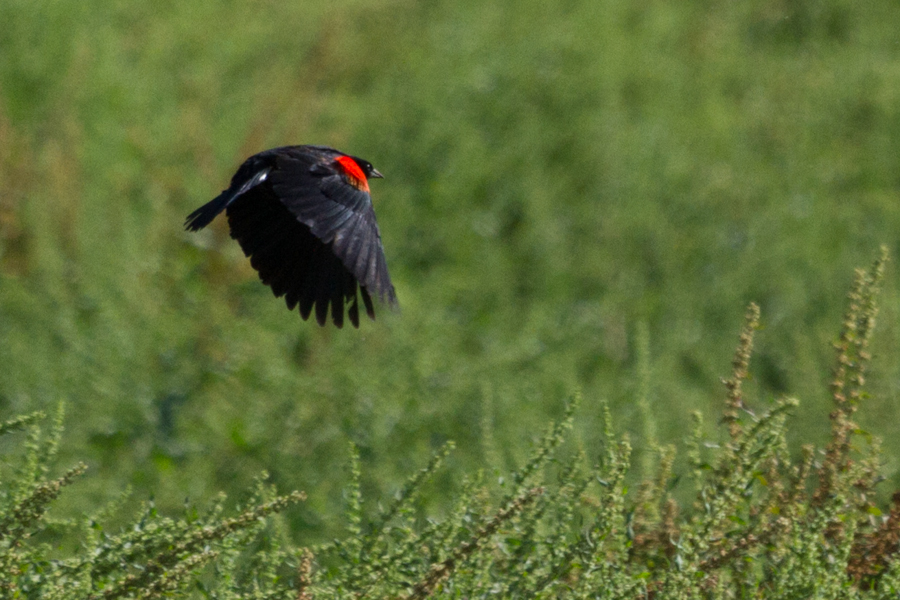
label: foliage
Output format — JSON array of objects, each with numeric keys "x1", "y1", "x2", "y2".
[
  {"x1": 2, "y1": 0, "x2": 900, "y2": 541},
  {"x1": 2, "y1": 251, "x2": 899, "y2": 597},
  {"x1": 2, "y1": 0, "x2": 900, "y2": 594},
  {"x1": 0, "y1": 408, "x2": 304, "y2": 597}
]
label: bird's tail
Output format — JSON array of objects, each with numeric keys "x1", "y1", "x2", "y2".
[
  {"x1": 184, "y1": 167, "x2": 272, "y2": 231},
  {"x1": 184, "y1": 190, "x2": 232, "y2": 231}
]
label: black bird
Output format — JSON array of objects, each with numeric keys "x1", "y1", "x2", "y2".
[{"x1": 185, "y1": 145, "x2": 397, "y2": 328}]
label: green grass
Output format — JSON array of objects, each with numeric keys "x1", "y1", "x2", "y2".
[{"x1": 1, "y1": 0, "x2": 900, "y2": 550}]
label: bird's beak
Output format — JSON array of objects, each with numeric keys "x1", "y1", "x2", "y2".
[{"x1": 370, "y1": 168, "x2": 384, "y2": 179}]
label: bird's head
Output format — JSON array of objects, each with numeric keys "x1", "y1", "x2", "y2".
[{"x1": 350, "y1": 156, "x2": 383, "y2": 179}]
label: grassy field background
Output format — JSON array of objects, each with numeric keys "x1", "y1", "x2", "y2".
[{"x1": 1, "y1": 0, "x2": 900, "y2": 542}]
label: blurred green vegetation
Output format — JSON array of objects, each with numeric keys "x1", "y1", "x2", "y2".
[{"x1": 1, "y1": 0, "x2": 899, "y2": 542}]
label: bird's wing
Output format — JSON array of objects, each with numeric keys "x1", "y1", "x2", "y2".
[
  {"x1": 269, "y1": 150, "x2": 397, "y2": 307},
  {"x1": 226, "y1": 184, "x2": 368, "y2": 328}
]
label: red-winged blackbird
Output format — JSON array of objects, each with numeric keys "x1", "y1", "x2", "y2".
[{"x1": 185, "y1": 145, "x2": 397, "y2": 328}]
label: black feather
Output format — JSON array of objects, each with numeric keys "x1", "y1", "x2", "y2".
[
  {"x1": 184, "y1": 190, "x2": 231, "y2": 231},
  {"x1": 361, "y1": 287, "x2": 375, "y2": 321}
]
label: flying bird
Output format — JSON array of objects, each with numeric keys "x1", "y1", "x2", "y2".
[{"x1": 185, "y1": 145, "x2": 397, "y2": 328}]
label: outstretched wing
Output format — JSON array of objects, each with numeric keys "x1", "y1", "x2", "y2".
[
  {"x1": 225, "y1": 182, "x2": 373, "y2": 328},
  {"x1": 268, "y1": 148, "x2": 397, "y2": 307}
]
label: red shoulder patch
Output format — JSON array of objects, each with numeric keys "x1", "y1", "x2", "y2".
[{"x1": 334, "y1": 155, "x2": 370, "y2": 192}]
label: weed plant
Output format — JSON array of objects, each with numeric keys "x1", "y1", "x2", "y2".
[{"x1": 2, "y1": 250, "x2": 899, "y2": 597}]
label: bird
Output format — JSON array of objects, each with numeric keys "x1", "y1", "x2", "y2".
[{"x1": 185, "y1": 145, "x2": 397, "y2": 328}]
